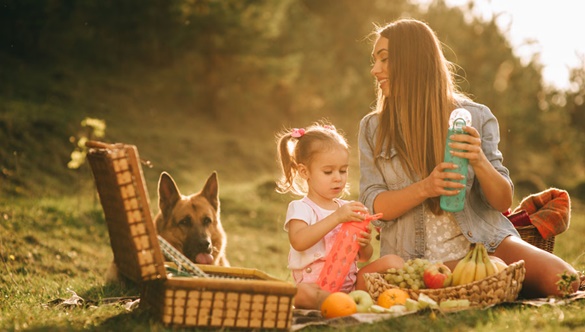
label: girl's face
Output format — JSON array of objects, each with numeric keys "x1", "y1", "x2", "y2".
[
  {"x1": 371, "y1": 36, "x2": 390, "y2": 97},
  {"x1": 301, "y1": 146, "x2": 349, "y2": 204}
]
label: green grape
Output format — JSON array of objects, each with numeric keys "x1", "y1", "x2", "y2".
[{"x1": 383, "y1": 258, "x2": 436, "y2": 289}]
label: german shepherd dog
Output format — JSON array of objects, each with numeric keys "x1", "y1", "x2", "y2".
[
  {"x1": 155, "y1": 171, "x2": 229, "y2": 266},
  {"x1": 106, "y1": 171, "x2": 228, "y2": 283}
]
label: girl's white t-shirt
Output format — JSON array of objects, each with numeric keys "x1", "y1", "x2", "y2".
[{"x1": 284, "y1": 197, "x2": 346, "y2": 270}]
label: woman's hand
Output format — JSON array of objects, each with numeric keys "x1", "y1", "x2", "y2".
[
  {"x1": 421, "y1": 162, "x2": 465, "y2": 198},
  {"x1": 450, "y1": 126, "x2": 486, "y2": 167},
  {"x1": 421, "y1": 125, "x2": 486, "y2": 198}
]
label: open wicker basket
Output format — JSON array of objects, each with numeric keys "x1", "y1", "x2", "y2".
[
  {"x1": 516, "y1": 225, "x2": 555, "y2": 253},
  {"x1": 364, "y1": 260, "x2": 525, "y2": 307},
  {"x1": 507, "y1": 210, "x2": 555, "y2": 253},
  {"x1": 86, "y1": 141, "x2": 297, "y2": 330}
]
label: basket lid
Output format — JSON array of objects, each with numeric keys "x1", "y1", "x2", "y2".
[{"x1": 86, "y1": 141, "x2": 167, "y2": 283}]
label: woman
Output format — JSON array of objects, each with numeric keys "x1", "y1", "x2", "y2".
[{"x1": 358, "y1": 18, "x2": 580, "y2": 297}]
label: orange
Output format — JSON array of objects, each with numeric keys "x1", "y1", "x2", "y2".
[
  {"x1": 377, "y1": 288, "x2": 410, "y2": 308},
  {"x1": 320, "y1": 292, "x2": 357, "y2": 318}
]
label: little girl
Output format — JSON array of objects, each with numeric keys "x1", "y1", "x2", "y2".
[{"x1": 276, "y1": 121, "x2": 403, "y2": 310}]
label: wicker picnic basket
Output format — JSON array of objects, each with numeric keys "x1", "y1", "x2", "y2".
[
  {"x1": 507, "y1": 210, "x2": 556, "y2": 253},
  {"x1": 516, "y1": 225, "x2": 555, "y2": 253},
  {"x1": 364, "y1": 260, "x2": 525, "y2": 307},
  {"x1": 86, "y1": 141, "x2": 297, "y2": 330}
]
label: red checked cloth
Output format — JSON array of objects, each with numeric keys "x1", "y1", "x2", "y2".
[{"x1": 512, "y1": 188, "x2": 571, "y2": 239}]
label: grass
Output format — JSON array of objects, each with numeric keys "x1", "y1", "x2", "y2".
[{"x1": 1, "y1": 189, "x2": 584, "y2": 331}]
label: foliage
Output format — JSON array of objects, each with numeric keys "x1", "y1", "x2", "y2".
[
  {"x1": 2, "y1": 0, "x2": 585, "y2": 202},
  {"x1": 67, "y1": 117, "x2": 106, "y2": 170},
  {"x1": 556, "y1": 271, "x2": 579, "y2": 298}
]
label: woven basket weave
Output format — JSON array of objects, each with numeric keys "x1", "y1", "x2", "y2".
[
  {"x1": 364, "y1": 260, "x2": 525, "y2": 307},
  {"x1": 507, "y1": 209, "x2": 556, "y2": 253},
  {"x1": 516, "y1": 225, "x2": 555, "y2": 253},
  {"x1": 86, "y1": 141, "x2": 296, "y2": 330}
]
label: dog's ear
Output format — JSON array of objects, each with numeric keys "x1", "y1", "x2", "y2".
[
  {"x1": 201, "y1": 172, "x2": 219, "y2": 210},
  {"x1": 158, "y1": 172, "x2": 181, "y2": 217}
]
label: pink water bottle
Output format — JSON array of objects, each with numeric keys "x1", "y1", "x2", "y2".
[{"x1": 317, "y1": 213, "x2": 383, "y2": 292}]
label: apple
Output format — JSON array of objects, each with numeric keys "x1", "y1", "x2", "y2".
[
  {"x1": 404, "y1": 298, "x2": 420, "y2": 312},
  {"x1": 423, "y1": 263, "x2": 453, "y2": 289},
  {"x1": 348, "y1": 290, "x2": 374, "y2": 313},
  {"x1": 417, "y1": 293, "x2": 439, "y2": 309}
]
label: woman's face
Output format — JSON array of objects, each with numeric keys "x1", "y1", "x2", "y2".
[{"x1": 371, "y1": 36, "x2": 390, "y2": 97}]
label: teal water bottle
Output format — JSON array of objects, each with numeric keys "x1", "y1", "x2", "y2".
[{"x1": 440, "y1": 108, "x2": 472, "y2": 212}]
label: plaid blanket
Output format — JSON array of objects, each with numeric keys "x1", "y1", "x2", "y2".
[{"x1": 512, "y1": 188, "x2": 571, "y2": 239}]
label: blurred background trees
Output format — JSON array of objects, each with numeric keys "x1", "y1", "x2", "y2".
[{"x1": 1, "y1": 0, "x2": 584, "y2": 201}]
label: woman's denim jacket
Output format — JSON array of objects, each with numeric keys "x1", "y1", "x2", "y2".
[{"x1": 358, "y1": 99, "x2": 520, "y2": 260}]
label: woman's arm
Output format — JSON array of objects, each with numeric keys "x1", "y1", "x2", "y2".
[{"x1": 453, "y1": 123, "x2": 512, "y2": 212}]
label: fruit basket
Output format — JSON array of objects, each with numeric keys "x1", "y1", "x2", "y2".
[
  {"x1": 86, "y1": 141, "x2": 297, "y2": 330},
  {"x1": 364, "y1": 260, "x2": 525, "y2": 308}
]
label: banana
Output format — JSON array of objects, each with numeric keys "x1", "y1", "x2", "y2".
[
  {"x1": 458, "y1": 244, "x2": 478, "y2": 285},
  {"x1": 481, "y1": 245, "x2": 497, "y2": 277},
  {"x1": 490, "y1": 257, "x2": 508, "y2": 273},
  {"x1": 452, "y1": 245, "x2": 474, "y2": 286},
  {"x1": 473, "y1": 244, "x2": 487, "y2": 282}
]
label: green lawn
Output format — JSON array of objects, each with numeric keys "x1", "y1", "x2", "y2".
[{"x1": 1, "y1": 190, "x2": 584, "y2": 331}]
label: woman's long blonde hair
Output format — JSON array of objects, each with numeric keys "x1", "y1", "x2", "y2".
[{"x1": 373, "y1": 18, "x2": 465, "y2": 214}]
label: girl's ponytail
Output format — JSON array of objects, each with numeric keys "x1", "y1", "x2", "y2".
[{"x1": 276, "y1": 131, "x2": 297, "y2": 194}]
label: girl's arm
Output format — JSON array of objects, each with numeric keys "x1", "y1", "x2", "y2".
[{"x1": 288, "y1": 202, "x2": 367, "y2": 252}]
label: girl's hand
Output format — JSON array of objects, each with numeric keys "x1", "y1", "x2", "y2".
[
  {"x1": 357, "y1": 225, "x2": 373, "y2": 247},
  {"x1": 333, "y1": 201, "x2": 368, "y2": 224}
]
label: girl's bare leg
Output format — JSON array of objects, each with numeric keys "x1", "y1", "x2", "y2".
[{"x1": 293, "y1": 283, "x2": 330, "y2": 310}]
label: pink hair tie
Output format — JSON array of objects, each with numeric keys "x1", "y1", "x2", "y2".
[{"x1": 291, "y1": 128, "x2": 305, "y2": 138}]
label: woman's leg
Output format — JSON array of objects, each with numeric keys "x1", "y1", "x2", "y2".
[
  {"x1": 494, "y1": 235, "x2": 579, "y2": 298},
  {"x1": 356, "y1": 254, "x2": 404, "y2": 291}
]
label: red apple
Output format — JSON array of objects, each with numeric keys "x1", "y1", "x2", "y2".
[{"x1": 423, "y1": 263, "x2": 452, "y2": 289}]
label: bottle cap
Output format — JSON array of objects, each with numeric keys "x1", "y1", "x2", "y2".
[{"x1": 449, "y1": 108, "x2": 472, "y2": 128}]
